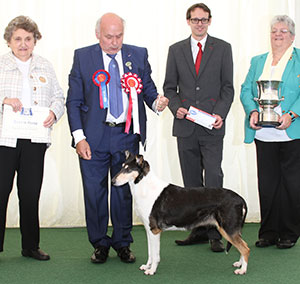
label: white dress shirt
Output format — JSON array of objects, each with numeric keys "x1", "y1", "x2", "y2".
[{"x1": 191, "y1": 35, "x2": 207, "y2": 63}]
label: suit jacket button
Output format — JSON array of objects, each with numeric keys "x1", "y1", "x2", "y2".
[{"x1": 196, "y1": 87, "x2": 200, "y2": 90}]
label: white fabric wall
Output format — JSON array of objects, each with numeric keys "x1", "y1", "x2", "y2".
[{"x1": 0, "y1": 0, "x2": 298, "y2": 227}]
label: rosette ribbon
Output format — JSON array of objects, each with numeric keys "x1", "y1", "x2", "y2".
[
  {"x1": 92, "y1": 70, "x2": 110, "y2": 109},
  {"x1": 121, "y1": 72, "x2": 143, "y2": 134}
]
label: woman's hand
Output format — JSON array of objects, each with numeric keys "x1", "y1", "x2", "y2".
[
  {"x1": 3, "y1": 98, "x2": 22, "y2": 112},
  {"x1": 43, "y1": 110, "x2": 56, "y2": 128},
  {"x1": 249, "y1": 111, "x2": 262, "y2": 130},
  {"x1": 276, "y1": 113, "x2": 292, "y2": 130}
]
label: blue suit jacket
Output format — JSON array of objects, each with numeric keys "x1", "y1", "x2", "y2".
[
  {"x1": 67, "y1": 43, "x2": 158, "y2": 149},
  {"x1": 240, "y1": 47, "x2": 300, "y2": 143}
]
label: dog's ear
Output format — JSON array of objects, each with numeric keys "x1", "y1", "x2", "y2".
[
  {"x1": 135, "y1": 154, "x2": 144, "y2": 166},
  {"x1": 124, "y1": 150, "x2": 131, "y2": 160},
  {"x1": 142, "y1": 160, "x2": 150, "y2": 176},
  {"x1": 134, "y1": 159, "x2": 150, "y2": 184}
]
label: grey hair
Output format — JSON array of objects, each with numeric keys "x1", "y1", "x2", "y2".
[
  {"x1": 95, "y1": 13, "x2": 125, "y2": 37},
  {"x1": 271, "y1": 15, "x2": 295, "y2": 36},
  {"x1": 3, "y1": 15, "x2": 42, "y2": 43}
]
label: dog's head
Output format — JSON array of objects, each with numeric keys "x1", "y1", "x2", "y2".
[{"x1": 112, "y1": 150, "x2": 150, "y2": 186}]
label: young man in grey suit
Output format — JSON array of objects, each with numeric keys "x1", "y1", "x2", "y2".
[{"x1": 163, "y1": 3, "x2": 234, "y2": 252}]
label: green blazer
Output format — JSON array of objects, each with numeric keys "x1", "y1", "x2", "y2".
[{"x1": 240, "y1": 47, "x2": 300, "y2": 143}]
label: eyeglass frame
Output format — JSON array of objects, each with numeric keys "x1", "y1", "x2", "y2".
[
  {"x1": 189, "y1": 17, "x2": 210, "y2": 25},
  {"x1": 270, "y1": 29, "x2": 290, "y2": 34}
]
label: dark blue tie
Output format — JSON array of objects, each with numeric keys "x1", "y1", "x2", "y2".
[{"x1": 107, "y1": 54, "x2": 123, "y2": 118}]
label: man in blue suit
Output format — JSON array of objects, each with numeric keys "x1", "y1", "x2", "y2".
[{"x1": 66, "y1": 13, "x2": 168, "y2": 264}]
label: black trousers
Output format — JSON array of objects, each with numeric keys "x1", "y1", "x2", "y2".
[
  {"x1": 0, "y1": 140, "x2": 47, "y2": 251},
  {"x1": 177, "y1": 128, "x2": 224, "y2": 240},
  {"x1": 255, "y1": 139, "x2": 300, "y2": 242},
  {"x1": 177, "y1": 131, "x2": 224, "y2": 188}
]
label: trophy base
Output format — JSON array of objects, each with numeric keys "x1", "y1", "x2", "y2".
[{"x1": 256, "y1": 121, "x2": 280, "y2": 127}]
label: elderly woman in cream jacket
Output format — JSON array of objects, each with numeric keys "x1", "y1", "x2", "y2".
[{"x1": 0, "y1": 16, "x2": 64, "y2": 261}]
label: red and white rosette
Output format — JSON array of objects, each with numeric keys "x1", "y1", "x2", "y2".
[{"x1": 121, "y1": 72, "x2": 143, "y2": 134}]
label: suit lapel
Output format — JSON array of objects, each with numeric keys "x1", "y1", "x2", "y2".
[
  {"x1": 181, "y1": 37, "x2": 197, "y2": 79},
  {"x1": 121, "y1": 45, "x2": 134, "y2": 74},
  {"x1": 198, "y1": 34, "x2": 214, "y2": 78},
  {"x1": 91, "y1": 44, "x2": 104, "y2": 70}
]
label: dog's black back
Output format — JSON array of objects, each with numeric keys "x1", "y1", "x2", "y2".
[{"x1": 149, "y1": 184, "x2": 247, "y2": 237}]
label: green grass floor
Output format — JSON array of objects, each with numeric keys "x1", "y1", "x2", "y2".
[{"x1": 0, "y1": 224, "x2": 299, "y2": 284}]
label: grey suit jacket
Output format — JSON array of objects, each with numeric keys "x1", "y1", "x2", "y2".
[{"x1": 163, "y1": 35, "x2": 234, "y2": 138}]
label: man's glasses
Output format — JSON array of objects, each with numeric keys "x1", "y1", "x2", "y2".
[
  {"x1": 190, "y1": 18, "x2": 210, "y2": 25},
  {"x1": 271, "y1": 29, "x2": 290, "y2": 34}
]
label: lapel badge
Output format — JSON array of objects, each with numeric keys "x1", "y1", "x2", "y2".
[{"x1": 125, "y1": 61, "x2": 132, "y2": 70}]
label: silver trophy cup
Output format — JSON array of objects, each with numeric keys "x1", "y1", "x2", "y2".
[{"x1": 254, "y1": 80, "x2": 283, "y2": 127}]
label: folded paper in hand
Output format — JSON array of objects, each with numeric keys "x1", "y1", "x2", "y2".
[
  {"x1": 2, "y1": 105, "x2": 50, "y2": 139},
  {"x1": 185, "y1": 106, "x2": 216, "y2": 130}
]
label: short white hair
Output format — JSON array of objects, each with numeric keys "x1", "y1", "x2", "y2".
[
  {"x1": 271, "y1": 15, "x2": 295, "y2": 36},
  {"x1": 95, "y1": 14, "x2": 125, "y2": 37}
]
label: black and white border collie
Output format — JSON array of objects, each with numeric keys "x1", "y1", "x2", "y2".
[{"x1": 112, "y1": 151, "x2": 250, "y2": 275}]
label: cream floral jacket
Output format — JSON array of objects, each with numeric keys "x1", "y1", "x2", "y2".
[{"x1": 0, "y1": 52, "x2": 65, "y2": 147}]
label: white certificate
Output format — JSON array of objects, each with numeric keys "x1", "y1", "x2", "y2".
[
  {"x1": 2, "y1": 105, "x2": 50, "y2": 139},
  {"x1": 186, "y1": 106, "x2": 216, "y2": 130}
]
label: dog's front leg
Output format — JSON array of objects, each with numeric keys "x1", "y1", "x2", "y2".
[
  {"x1": 139, "y1": 227, "x2": 153, "y2": 272},
  {"x1": 142, "y1": 228, "x2": 161, "y2": 275}
]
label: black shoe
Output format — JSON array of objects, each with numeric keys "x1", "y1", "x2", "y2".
[
  {"x1": 175, "y1": 235, "x2": 209, "y2": 246},
  {"x1": 21, "y1": 248, "x2": 50, "y2": 261},
  {"x1": 116, "y1": 247, "x2": 136, "y2": 263},
  {"x1": 255, "y1": 239, "x2": 276, "y2": 248},
  {"x1": 91, "y1": 246, "x2": 109, "y2": 263},
  {"x1": 276, "y1": 239, "x2": 295, "y2": 249},
  {"x1": 210, "y1": 239, "x2": 225, "y2": 252}
]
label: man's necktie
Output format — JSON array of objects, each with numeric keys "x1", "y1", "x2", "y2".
[
  {"x1": 107, "y1": 54, "x2": 123, "y2": 118},
  {"x1": 195, "y1": 42, "x2": 202, "y2": 75}
]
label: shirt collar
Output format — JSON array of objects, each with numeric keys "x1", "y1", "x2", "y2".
[{"x1": 191, "y1": 34, "x2": 208, "y2": 51}]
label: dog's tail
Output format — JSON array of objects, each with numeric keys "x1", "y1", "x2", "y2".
[
  {"x1": 241, "y1": 199, "x2": 248, "y2": 227},
  {"x1": 226, "y1": 241, "x2": 232, "y2": 253}
]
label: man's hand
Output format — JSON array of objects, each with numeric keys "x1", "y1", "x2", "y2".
[
  {"x1": 76, "y1": 139, "x2": 92, "y2": 160},
  {"x1": 155, "y1": 94, "x2": 169, "y2": 112},
  {"x1": 176, "y1": 107, "x2": 188, "y2": 119},
  {"x1": 212, "y1": 114, "x2": 223, "y2": 129}
]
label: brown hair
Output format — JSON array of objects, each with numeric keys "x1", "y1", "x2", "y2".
[
  {"x1": 186, "y1": 3, "x2": 212, "y2": 20},
  {"x1": 3, "y1": 15, "x2": 42, "y2": 43}
]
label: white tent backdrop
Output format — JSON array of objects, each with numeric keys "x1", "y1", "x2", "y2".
[{"x1": 0, "y1": 0, "x2": 298, "y2": 227}]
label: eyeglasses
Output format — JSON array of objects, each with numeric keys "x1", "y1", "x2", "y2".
[
  {"x1": 190, "y1": 17, "x2": 210, "y2": 25},
  {"x1": 271, "y1": 29, "x2": 290, "y2": 34}
]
